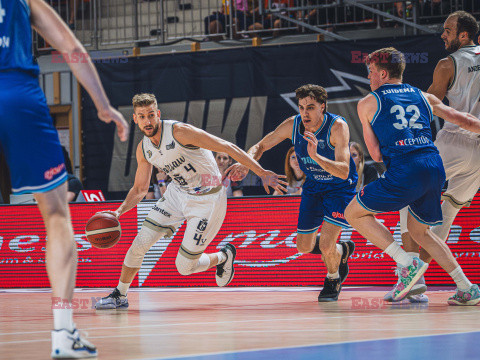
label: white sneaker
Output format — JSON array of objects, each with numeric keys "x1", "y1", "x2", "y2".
[
  {"x1": 215, "y1": 244, "x2": 236, "y2": 287},
  {"x1": 51, "y1": 328, "x2": 97, "y2": 358},
  {"x1": 408, "y1": 293, "x2": 429, "y2": 303}
]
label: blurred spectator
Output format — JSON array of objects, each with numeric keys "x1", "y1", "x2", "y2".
[
  {"x1": 215, "y1": 152, "x2": 243, "y2": 197},
  {"x1": 264, "y1": 0, "x2": 294, "y2": 36},
  {"x1": 146, "y1": 168, "x2": 170, "y2": 200},
  {"x1": 349, "y1": 142, "x2": 379, "y2": 192},
  {"x1": 61, "y1": 146, "x2": 83, "y2": 202},
  {"x1": 204, "y1": 0, "x2": 249, "y2": 40},
  {"x1": 274, "y1": 147, "x2": 304, "y2": 195}
]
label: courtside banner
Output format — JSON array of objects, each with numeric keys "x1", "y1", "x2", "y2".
[{"x1": 0, "y1": 194, "x2": 479, "y2": 288}]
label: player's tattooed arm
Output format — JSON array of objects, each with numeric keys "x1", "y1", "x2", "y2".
[
  {"x1": 226, "y1": 116, "x2": 295, "y2": 182},
  {"x1": 424, "y1": 92, "x2": 480, "y2": 134},
  {"x1": 108, "y1": 143, "x2": 153, "y2": 218},
  {"x1": 173, "y1": 123, "x2": 288, "y2": 194},
  {"x1": 357, "y1": 95, "x2": 383, "y2": 162}
]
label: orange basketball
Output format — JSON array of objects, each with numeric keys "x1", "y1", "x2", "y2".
[{"x1": 85, "y1": 213, "x2": 121, "y2": 249}]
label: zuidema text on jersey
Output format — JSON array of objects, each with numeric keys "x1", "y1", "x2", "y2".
[{"x1": 380, "y1": 87, "x2": 415, "y2": 95}]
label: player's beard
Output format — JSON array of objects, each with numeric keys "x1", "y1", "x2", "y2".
[
  {"x1": 446, "y1": 37, "x2": 461, "y2": 53},
  {"x1": 142, "y1": 123, "x2": 159, "y2": 137}
]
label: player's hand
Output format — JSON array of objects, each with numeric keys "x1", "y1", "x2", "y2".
[
  {"x1": 96, "y1": 210, "x2": 120, "y2": 218},
  {"x1": 259, "y1": 170, "x2": 288, "y2": 195},
  {"x1": 224, "y1": 163, "x2": 249, "y2": 182},
  {"x1": 97, "y1": 106, "x2": 130, "y2": 142},
  {"x1": 303, "y1": 131, "x2": 318, "y2": 160}
]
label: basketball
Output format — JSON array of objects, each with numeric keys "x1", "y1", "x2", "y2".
[{"x1": 85, "y1": 213, "x2": 121, "y2": 249}]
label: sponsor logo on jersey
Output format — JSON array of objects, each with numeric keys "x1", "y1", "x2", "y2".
[
  {"x1": 160, "y1": 156, "x2": 186, "y2": 174},
  {"x1": 166, "y1": 141, "x2": 176, "y2": 150},
  {"x1": 147, "y1": 150, "x2": 152, "y2": 158},
  {"x1": 317, "y1": 139, "x2": 325, "y2": 149},
  {"x1": 332, "y1": 212, "x2": 346, "y2": 220},
  {"x1": 44, "y1": 163, "x2": 65, "y2": 181},
  {"x1": 152, "y1": 205, "x2": 171, "y2": 218},
  {"x1": 395, "y1": 135, "x2": 430, "y2": 146}
]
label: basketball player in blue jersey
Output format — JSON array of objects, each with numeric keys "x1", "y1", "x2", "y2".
[
  {"x1": 0, "y1": 0, "x2": 129, "y2": 357},
  {"x1": 228, "y1": 84, "x2": 357, "y2": 301},
  {"x1": 345, "y1": 47, "x2": 480, "y2": 305}
]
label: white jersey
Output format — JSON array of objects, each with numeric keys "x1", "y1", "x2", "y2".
[
  {"x1": 142, "y1": 120, "x2": 222, "y2": 195},
  {"x1": 444, "y1": 45, "x2": 480, "y2": 139}
]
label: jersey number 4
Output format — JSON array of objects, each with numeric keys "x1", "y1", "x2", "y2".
[{"x1": 390, "y1": 105, "x2": 423, "y2": 130}]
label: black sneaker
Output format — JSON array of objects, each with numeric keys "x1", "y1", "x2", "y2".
[
  {"x1": 318, "y1": 276, "x2": 342, "y2": 302},
  {"x1": 215, "y1": 243, "x2": 236, "y2": 287},
  {"x1": 339, "y1": 240, "x2": 355, "y2": 284},
  {"x1": 95, "y1": 288, "x2": 129, "y2": 310}
]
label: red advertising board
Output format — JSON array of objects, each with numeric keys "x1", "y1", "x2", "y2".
[{"x1": 0, "y1": 195, "x2": 479, "y2": 288}]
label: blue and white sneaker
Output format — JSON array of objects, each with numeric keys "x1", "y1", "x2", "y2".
[
  {"x1": 95, "y1": 288, "x2": 129, "y2": 310},
  {"x1": 51, "y1": 328, "x2": 97, "y2": 358}
]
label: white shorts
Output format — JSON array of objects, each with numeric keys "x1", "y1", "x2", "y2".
[
  {"x1": 435, "y1": 130, "x2": 480, "y2": 207},
  {"x1": 143, "y1": 184, "x2": 227, "y2": 259}
]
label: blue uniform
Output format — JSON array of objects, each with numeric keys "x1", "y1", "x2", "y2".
[
  {"x1": 0, "y1": 0, "x2": 67, "y2": 194},
  {"x1": 357, "y1": 84, "x2": 445, "y2": 225},
  {"x1": 292, "y1": 112, "x2": 357, "y2": 232}
]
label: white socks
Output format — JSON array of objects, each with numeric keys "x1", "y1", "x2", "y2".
[
  {"x1": 217, "y1": 251, "x2": 227, "y2": 265},
  {"x1": 449, "y1": 266, "x2": 472, "y2": 291},
  {"x1": 385, "y1": 242, "x2": 413, "y2": 268},
  {"x1": 117, "y1": 281, "x2": 131, "y2": 296},
  {"x1": 53, "y1": 308, "x2": 74, "y2": 331},
  {"x1": 327, "y1": 271, "x2": 340, "y2": 279}
]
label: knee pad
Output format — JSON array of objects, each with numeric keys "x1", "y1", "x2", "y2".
[
  {"x1": 175, "y1": 251, "x2": 210, "y2": 276},
  {"x1": 124, "y1": 226, "x2": 170, "y2": 268}
]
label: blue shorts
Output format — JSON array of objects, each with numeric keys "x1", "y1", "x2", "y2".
[
  {"x1": 297, "y1": 182, "x2": 356, "y2": 233},
  {"x1": 0, "y1": 72, "x2": 67, "y2": 195},
  {"x1": 357, "y1": 153, "x2": 445, "y2": 226}
]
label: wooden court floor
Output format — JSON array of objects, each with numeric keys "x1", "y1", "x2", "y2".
[{"x1": 0, "y1": 287, "x2": 479, "y2": 360}]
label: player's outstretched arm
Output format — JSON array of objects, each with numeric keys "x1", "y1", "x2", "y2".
[
  {"x1": 303, "y1": 120, "x2": 350, "y2": 179},
  {"x1": 173, "y1": 123, "x2": 287, "y2": 194},
  {"x1": 29, "y1": 0, "x2": 129, "y2": 141},
  {"x1": 228, "y1": 116, "x2": 295, "y2": 181},
  {"x1": 357, "y1": 95, "x2": 382, "y2": 162},
  {"x1": 102, "y1": 143, "x2": 152, "y2": 218},
  {"x1": 424, "y1": 92, "x2": 480, "y2": 134}
]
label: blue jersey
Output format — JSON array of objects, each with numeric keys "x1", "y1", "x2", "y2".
[
  {"x1": 292, "y1": 112, "x2": 357, "y2": 194},
  {"x1": 370, "y1": 83, "x2": 438, "y2": 168},
  {"x1": 0, "y1": 0, "x2": 39, "y2": 75}
]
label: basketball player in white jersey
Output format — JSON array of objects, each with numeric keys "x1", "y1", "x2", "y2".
[
  {"x1": 387, "y1": 11, "x2": 480, "y2": 303},
  {"x1": 95, "y1": 93, "x2": 286, "y2": 309}
]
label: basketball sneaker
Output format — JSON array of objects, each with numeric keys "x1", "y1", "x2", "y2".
[
  {"x1": 384, "y1": 267, "x2": 427, "y2": 302},
  {"x1": 391, "y1": 257, "x2": 428, "y2": 302},
  {"x1": 216, "y1": 243, "x2": 236, "y2": 287},
  {"x1": 448, "y1": 284, "x2": 480, "y2": 306},
  {"x1": 318, "y1": 276, "x2": 342, "y2": 302},
  {"x1": 94, "y1": 288, "x2": 129, "y2": 310},
  {"x1": 407, "y1": 293, "x2": 429, "y2": 303},
  {"x1": 51, "y1": 328, "x2": 97, "y2": 358},
  {"x1": 339, "y1": 240, "x2": 355, "y2": 284}
]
